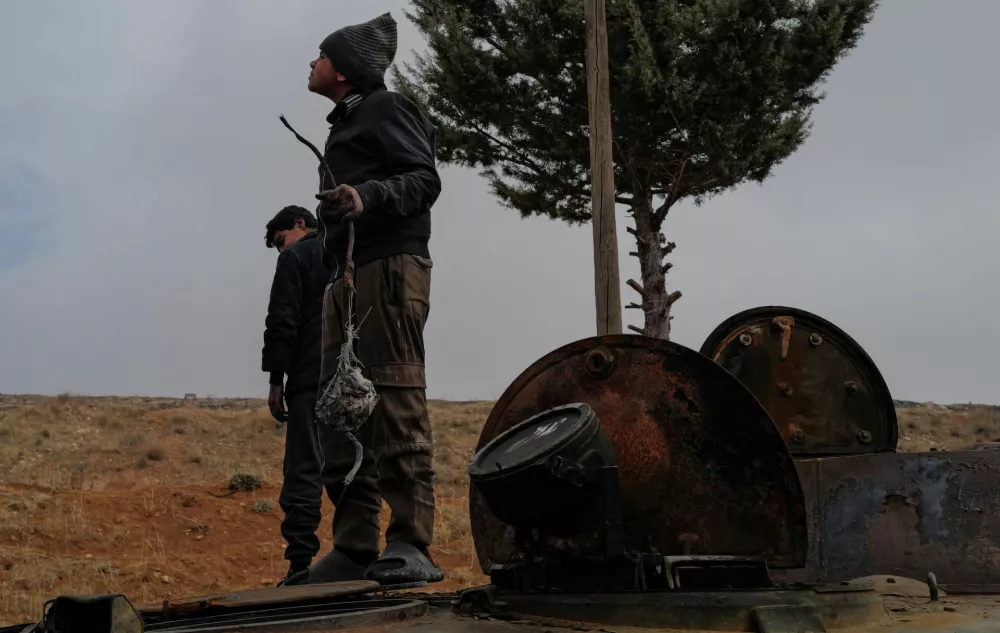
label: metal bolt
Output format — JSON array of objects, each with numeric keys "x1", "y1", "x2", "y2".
[
  {"x1": 791, "y1": 429, "x2": 806, "y2": 444},
  {"x1": 857, "y1": 429, "x2": 872, "y2": 444},
  {"x1": 845, "y1": 381, "x2": 859, "y2": 396},
  {"x1": 584, "y1": 348, "x2": 614, "y2": 379},
  {"x1": 739, "y1": 333, "x2": 752, "y2": 346},
  {"x1": 678, "y1": 533, "x2": 700, "y2": 555},
  {"x1": 779, "y1": 382, "x2": 794, "y2": 397},
  {"x1": 809, "y1": 333, "x2": 823, "y2": 346}
]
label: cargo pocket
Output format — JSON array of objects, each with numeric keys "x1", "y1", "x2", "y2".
[{"x1": 365, "y1": 255, "x2": 430, "y2": 389}]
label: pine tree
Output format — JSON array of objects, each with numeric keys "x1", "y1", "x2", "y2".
[{"x1": 392, "y1": 0, "x2": 878, "y2": 339}]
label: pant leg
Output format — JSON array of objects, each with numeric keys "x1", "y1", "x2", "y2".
[
  {"x1": 279, "y1": 389, "x2": 324, "y2": 569},
  {"x1": 374, "y1": 387, "x2": 436, "y2": 548},
  {"x1": 318, "y1": 278, "x2": 382, "y2": 555},
  {"x1": 353, "y1": 254, "x2": 436, "y2": 550}
]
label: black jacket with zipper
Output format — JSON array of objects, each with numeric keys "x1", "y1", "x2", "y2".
[
  {"x1": 318, "y1": 86, "x2": 441, "y2": 279},
  {"x1": 261, "y1": 231, "x2": 329, "y2": 398}
]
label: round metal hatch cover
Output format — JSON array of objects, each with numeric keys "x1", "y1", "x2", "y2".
[
  {"x1": 699, "y1": 306, "x2": 898, "y2": 456},
  {"x1": 471, "y1": 335, "x2": 808, "y2": 572}
]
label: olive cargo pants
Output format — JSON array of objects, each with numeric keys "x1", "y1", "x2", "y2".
[{"x1": 318, "y1": 253, "x2": 436, "y2": 556}]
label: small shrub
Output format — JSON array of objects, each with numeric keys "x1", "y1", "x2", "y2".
[
  {"x1": 250, "y1": 500, "x2": 274, "y2": 514},
  {"x1": 119, "y1": 433, "x2": 145, "y2": 451},
  {"x1": 229, "y1": 472, "x2": 262, "y2": 492}
]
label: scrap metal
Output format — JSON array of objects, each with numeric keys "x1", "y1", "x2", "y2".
[{"x1": 470, "y1": 334, "x2": 809, "y2": 573}]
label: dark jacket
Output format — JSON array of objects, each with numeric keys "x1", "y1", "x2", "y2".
[
  {"x1": 261, "y1": 231, "x2": 329, "y2": 398},
  {"x1": 318, "y1": 86, "x2": 441, "y2": 278}
]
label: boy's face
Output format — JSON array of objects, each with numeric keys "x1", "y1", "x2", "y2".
[
  {"x1": 274, "y1": 218, "x2": 309, "y2": 252},
  {"x1": 308, "y1": 52, "x2": 346, "y2": 94}
]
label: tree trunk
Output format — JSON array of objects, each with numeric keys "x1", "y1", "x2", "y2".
[{"x1": 627, "y1": 195, "x2": 680, "y2": 340}]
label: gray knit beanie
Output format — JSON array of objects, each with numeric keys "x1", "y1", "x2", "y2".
[{"x1": 319, "y1": 12, "x2": 398, "y2": 86}]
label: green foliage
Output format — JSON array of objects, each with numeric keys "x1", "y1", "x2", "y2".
[
  {"x1": 229, "y1": 471, "x2": 262, "y2": 492},
  {"x1": 251, "y1": 499, "x2": 274, "y2": 514},
  {"x1": 393, "y1": 0, "x2": 878, "y2": 224}
]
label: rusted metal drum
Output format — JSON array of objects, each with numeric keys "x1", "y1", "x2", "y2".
[
  {"x1": 470, "y1": 335, "x2": 808, "y2": 573},
  {"x1": 700, "y1": 306, "x2": 898, "y2": 456}
]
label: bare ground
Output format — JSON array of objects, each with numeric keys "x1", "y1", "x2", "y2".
[{"x1": 0, "y1": 393, "x2": 997, "y2": 625}]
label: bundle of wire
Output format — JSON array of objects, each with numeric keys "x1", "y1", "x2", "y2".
[{"x1": 315, "y1": 272, "x2": 378, "y2": 485}]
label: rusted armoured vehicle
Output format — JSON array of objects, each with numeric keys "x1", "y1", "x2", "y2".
[{"x1": 7, "y1": 306, "x2": 999, "y2": 632}]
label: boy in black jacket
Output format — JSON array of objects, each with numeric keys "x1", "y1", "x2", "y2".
[
  {"x1": 303, "y1": 12, "x2": 443, "y2": 585},
  {"x1": 261, "y1": 205, "x2": 330, "y2": 582}
]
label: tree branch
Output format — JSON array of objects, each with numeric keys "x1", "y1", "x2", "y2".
[
  {"x1": 626, "y1": 226, "x2": 646, "y2": 246},
  {"x1": 628, "y1": 325, "x2": 644, "y2": 334},
  {"x1": 626, "y1": 279, "x2": 647, "y2": 299},
  {"x1": 653, "y1": 152, "x2": 690, "y2": 226}
]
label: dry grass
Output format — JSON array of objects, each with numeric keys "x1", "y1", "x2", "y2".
[
  {"x1": 0, "y1": 394, "x2": 492, "y2": 625},
  {"x1": 0, "y1": 393, "x2": 994, "y2": 625},
  {"x1": 894, "y1": 401, "x2": 1000, "y2": 452}
]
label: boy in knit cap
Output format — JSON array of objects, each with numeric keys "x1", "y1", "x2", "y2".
[{"x1": 297, "y1": 12, "x2": 443, "y2": 586}]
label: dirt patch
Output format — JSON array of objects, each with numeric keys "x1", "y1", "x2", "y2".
[{"x1": 0, "y1": 396, "x2": 491, "y2": 625}]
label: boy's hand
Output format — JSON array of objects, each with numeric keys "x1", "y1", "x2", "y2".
[{"x1": 317, "y1": 185, "x2": 364, "y2": 223}]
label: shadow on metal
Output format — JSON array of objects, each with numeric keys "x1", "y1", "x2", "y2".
[
  {"x1": 461, "y1": 584, "x2": 884, "y2": 631},
  {"x1": 138, "y1": 597, "x2": 427, "y2": 632},
  {"x1": 135, "y1": 580, "x2": 379, "y2": 618}
]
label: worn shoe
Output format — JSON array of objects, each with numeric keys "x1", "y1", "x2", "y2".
[
  {"x1": 276, "y1": 563, "x2": 311, "y2": 587},
  {"x1": 305, "y1": 548, "x2": 370, "y2": 583},
  {"x1": 365, "y1": 541, "x2": 444, "y2": 585}
]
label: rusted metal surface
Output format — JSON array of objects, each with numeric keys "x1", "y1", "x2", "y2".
[
  {"x1": 471, "y1": 335, "x2": 808, "y2": 572},
  {"x1": 769, "y1": 450, "x2": 1000, "y2": 590},
  {"x1": 467, "y1": 585, "x2": 884, "y2": 631},
  {"x1": 10, "y1": 593, "x2": 1000, "y2": 633},
  {"x1": 135, "y1": 579, "x2": 379, "y2": 617},
  {"x1": 385, "y1": 595, "x2": 1000, "y2": 632},
  {"x1": 700, "y1": 306, "x2": 898, "y2": 456}
]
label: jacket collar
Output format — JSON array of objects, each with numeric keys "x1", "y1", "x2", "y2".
[{"x1": 325, "y1": 85, "x2": 386, "y2": 125}]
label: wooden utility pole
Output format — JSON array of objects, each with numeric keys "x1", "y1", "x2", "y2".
[{"x1": 584, "y1": 0, "x2": 622, "y2": 336}]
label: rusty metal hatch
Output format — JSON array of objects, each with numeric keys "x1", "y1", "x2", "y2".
[
  {"x1": 699, "y1": 306, "x2": 898, "y2": 456},
  {"x1": 471, "y1": 335, "x2": 808, "y2": 573}
]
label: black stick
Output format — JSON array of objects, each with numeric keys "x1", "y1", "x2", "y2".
[{"x1": 279, "y1": 114, "x2": 337, "y2": 188}]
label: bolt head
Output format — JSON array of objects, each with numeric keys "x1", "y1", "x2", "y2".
[
  {"x1": 858, "y1": 429, "x2": 872, "y2": 444},
  {"x1": 739, "y1": 333, "x2": 752, "y2": 346},
  {"x1": 584, "y1": 348, "x2": 614, "y2": 379},
  {"x1": 791, "y1": 429, "x2": 806, "y2": 444},
  {"x1": 779, "y1": 382, "x2": 794, "y2": 396},
  {"x1": 809, "y1": 333, "x2": 823, "y2": 346},
  {"x1": 845, "y1": 381, "x2": 859, "y2": 396}
]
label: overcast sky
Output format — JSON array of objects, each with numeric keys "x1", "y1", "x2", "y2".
[{"x1": 1, "y1": 0, "x2": 997, "y2": 404}]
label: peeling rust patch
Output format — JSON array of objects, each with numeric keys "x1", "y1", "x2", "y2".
[
  {"x1": 903, "y1": 457, "x2": 952, "y2": 544},
  {"x1": 771, "y1": 450, "x2": 1000, "y2": 588}
]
